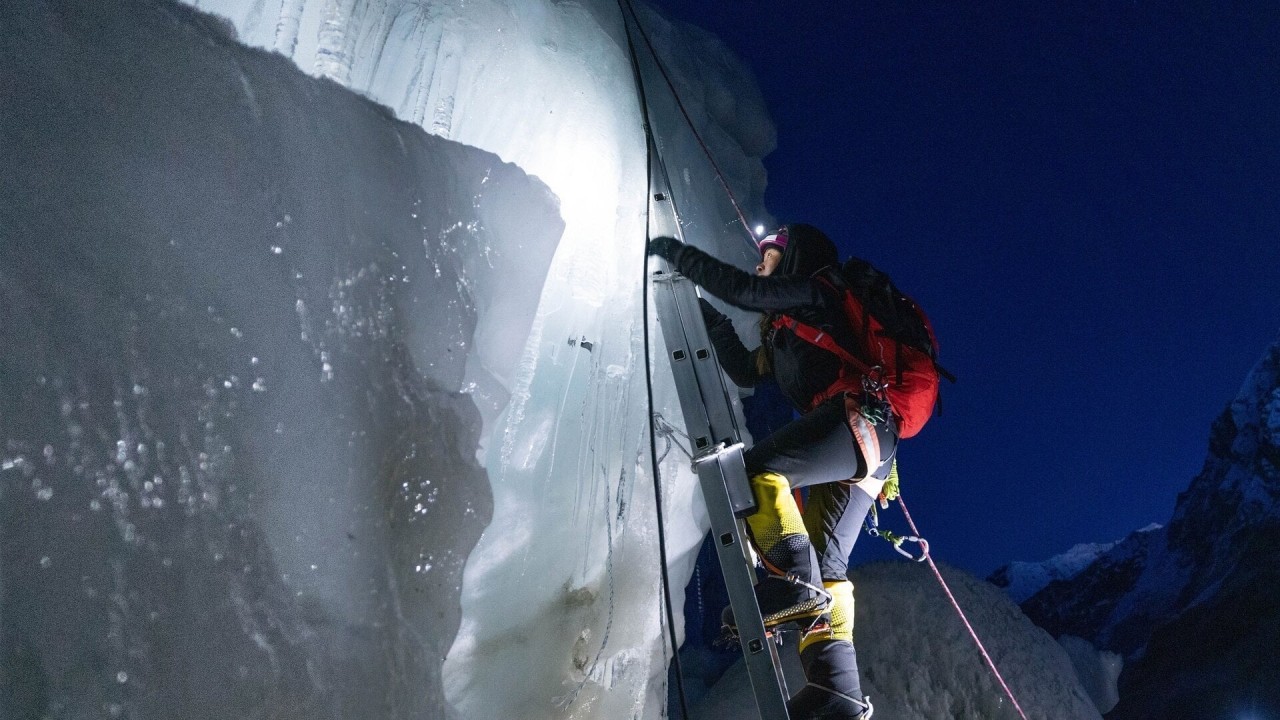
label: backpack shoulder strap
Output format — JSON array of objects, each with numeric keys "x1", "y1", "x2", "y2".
[{"x1": 772, "y1": 270, "x2": 874, "y2": 377}]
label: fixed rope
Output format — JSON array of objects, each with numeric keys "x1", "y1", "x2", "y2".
[
  {"x1": 618, "y1": 0, "x2": 692, "y2": 717},
  {"x1": 897, "y1": 494, "x2": 1031, "y2": 720},
  {"x1": 619, "y1": 0, "x2": 758, "y2": 249}
]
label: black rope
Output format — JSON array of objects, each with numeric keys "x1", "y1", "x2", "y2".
[{"x1": 618, "y1": 1, "x2": 692, "y2": 718}]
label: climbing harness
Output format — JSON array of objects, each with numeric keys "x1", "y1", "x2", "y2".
[{"x1": 855, "y1": 383, "x2": 891, "y2": 426}]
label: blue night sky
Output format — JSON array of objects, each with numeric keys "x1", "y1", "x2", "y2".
[{"x1": 646, "y1": 1, "x2": 1280, "y2": 575}]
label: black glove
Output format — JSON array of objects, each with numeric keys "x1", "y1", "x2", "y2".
[
  {"x1": 698, "y1": 297, "x2": 727, "y2": 327},
  {"x1": 646, "y1": 236, "x2": 682, "y2": 263}
]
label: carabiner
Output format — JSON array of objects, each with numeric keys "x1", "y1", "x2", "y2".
[{"x1": 892, "y1": 535, "x2": 930, "y2": 563}]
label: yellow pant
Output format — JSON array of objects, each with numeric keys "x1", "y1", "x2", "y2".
[
  {"x1": 746, "y1": 471, "x2": 855, "y2": 651},
  {"x1": 745, "y1": 471, "x2": 810, "y2": 574}
]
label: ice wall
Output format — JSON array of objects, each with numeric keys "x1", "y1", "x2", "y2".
[
  {"x1": 178, "y1": 1, "x2": 776, "y2": 717},
  {"x1": 1, "y1": 1, "x2": 560, "y2": 717},
  {"x1": 5, "y1": 0, "x2": 778, "y2": 718}
]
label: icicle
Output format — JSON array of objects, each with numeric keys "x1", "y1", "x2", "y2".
[
  {"x1": 314, "y1": 0, "x2": 357, "y2": 84},
  {"x1": 272, "y1": 0, "x2": 306, "y2": 58}
]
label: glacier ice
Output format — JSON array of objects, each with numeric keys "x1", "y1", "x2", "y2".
[
  {"x1": 3, "y1": 0, "x2": 772, "y2": 718},
  {"x1": 1, "y1": 1, "x2": 560, "y2": 717}
]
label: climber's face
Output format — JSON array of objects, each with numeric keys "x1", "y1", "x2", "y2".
[{"x1": 756, "y1": 247, "x2": 782, "y2": 277}]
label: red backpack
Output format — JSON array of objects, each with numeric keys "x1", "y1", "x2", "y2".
[{"x1": 773, "y1": 258, "x2": 952, "y2": 438}]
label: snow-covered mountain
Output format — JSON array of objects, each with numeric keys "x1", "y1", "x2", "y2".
[
  {"x1": 988, "y1": 539, "x2": 1120, "y2": 604},
  {"x1": 997, "y1": 336, "x2": 1280, "y2": 718}
]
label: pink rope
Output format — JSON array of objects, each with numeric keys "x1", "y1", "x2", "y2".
[{"x1": 898, "y1": 495, "x2": 1031, "y2": 720}]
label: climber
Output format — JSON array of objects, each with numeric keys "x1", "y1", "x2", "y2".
[{"x1": 648, "y1": 224, "x2": 939, "y2": 720}]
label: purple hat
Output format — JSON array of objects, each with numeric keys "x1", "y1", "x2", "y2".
[{"x1": 756, "y1": 227, "x2": 789, "y2": 257}]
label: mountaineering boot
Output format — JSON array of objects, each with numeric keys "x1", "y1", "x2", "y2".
[
  {"x1": 787, "y1": 581, "x2": 870, "y2": 719},
  {"x1": 798, "y1": 580, "x2": 853, "y2": 649},
  {"x1": 720, "y1": 471, "x2": 829, "y2": 639},
  {"x1": 719, "y1": 572, "x2": 830, "y2": 637},
  {"x1": 787, "y1": 639, "x2": 873, "y2": 720}
]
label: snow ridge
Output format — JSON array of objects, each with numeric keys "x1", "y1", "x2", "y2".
[{"x1": 988, "y1": 540, "x2": 1118, "y2": 603}]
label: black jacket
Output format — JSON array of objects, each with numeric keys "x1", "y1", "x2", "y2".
[{"x1": 669, "y1": 225, "x2": 858, "y2": 414}]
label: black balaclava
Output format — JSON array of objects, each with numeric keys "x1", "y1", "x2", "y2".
[
  {"x1": 755, "y1": 223, "x2": 839, "y2": 374},
  {"x1": 777, "y1": 223, "x2": 838, "y2": 277}
]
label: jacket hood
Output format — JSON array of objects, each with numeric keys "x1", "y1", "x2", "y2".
[{"x1": 778, "y1": 223, "x2": 838, "y2": 277}]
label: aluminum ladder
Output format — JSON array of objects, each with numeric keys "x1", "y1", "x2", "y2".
[{"x1": 646, "y1": 206, "x2": 791, "y2": 720}]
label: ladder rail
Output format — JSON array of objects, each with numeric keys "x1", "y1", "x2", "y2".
[
  {"x1": 650, "y1": 264, "x2": 791, "y2": 720},
  {"x1": 645, "y1": 155, "x2": 792, "y2": 716},
  {"x1": 620, "y1": 4, "x2": 789, "y2": 714}
]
